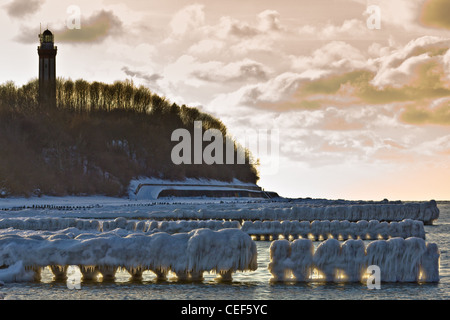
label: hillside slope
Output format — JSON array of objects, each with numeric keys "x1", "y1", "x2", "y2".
[{"x1": 0, "y1": 79, "x2": 259, "y2": 197}]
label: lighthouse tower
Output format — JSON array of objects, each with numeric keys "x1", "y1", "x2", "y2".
[{"x1": 38, "y1": 29, "x2": 57, "y2": 109}]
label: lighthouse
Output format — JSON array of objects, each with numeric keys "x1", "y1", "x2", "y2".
[{"x1": 38, "y1": 29, "x2": 57, "y2": 109}]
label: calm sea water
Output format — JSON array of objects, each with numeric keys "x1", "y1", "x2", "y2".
[{"x1": 0, "y1": 203, "x2": 449, "y2": 300}]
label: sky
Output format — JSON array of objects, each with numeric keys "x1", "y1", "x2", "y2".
[{"x1": 1, "y1": 0, "x2": 450, "y2": 200}]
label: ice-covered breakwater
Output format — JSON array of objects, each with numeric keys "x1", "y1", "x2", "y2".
[
  {"x1": 242, "y1": 219, "x2": 425, "y2": 240},
  {"x1": 0, "y1": 199, "x2": 439, "y2": 225},
  {"x1": 0, "y1": 228, "x2": 257, "y2": 283},
  {"x1": 0, "y1": 217, "x2": 240, "y2": 233},
  {"x1": 0, "y1": 217, "x2": 425, "y2": 240},
  {"x1": 148, "y1": 201, "x2": 439, "y2": 225},
  {"x1": 269, "y1": 237, "x2": 439, "y2": 283}
]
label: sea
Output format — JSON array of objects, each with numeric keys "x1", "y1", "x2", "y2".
[{"x1": 0, "y1": 202, "x2": 448, "y2": 303}]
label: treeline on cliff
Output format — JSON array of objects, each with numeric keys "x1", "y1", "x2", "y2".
[{"x1": 0, "y1": 79, "x2": 259, "y2": 197}]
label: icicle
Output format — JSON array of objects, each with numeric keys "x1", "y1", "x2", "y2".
[
  {"x1": 151, "y1": 268, "x2": 168, "y2": 280},
  {"x1": 290, "y1": 239, "x2": 313, "y2": 282},
  {"x1": 97, "y1": 265, "x2": 117, "y2": 281},
  {"x1": 79, "y1": 265, "x2": 99, "y2": 281},
  {"x1": 216, "y1": 270, "x2": 233, "y2": 282},
  {"x1": 313, "y1": 238, "x2": 341, "y2": 282},
  {"x1": 174, "y1": 270, "x2": 190, "y2": 281},
  {"x1": 341, "y1": 239, "x2": 365, "y2": 282},
  {"x1": 50, "y1": 265, "x2": 68, "y2": 281},
  {"x1": 421, "y1": 242, "x2": 440, "y2": 282},
  {"x1": 268, "y1": 239, "x2": 291, "y2": 282},
  {"x1": 189, "y1": 270, "x2": 204, "y2": 281},
  {"x1": 401, "y1": 237, "x2": 426, "y2": 282}
]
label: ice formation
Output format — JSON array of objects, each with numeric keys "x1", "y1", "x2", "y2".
[
  {"x1": 241, "y1": 219, "x2": 425, "y2": 240},
  {"x1": 0, "y1": 215, "x2": 428, "y2": 245},
  {"x1": 145, "y1": 201, "x2": 439, "y2": 225},
  {"x1": 0, "y1": 216, "x2": 425, "y2": 241},
  {"x1": 0, "y1": 261, "x2": 38, "y2": 283},
  {"x1": 0, "y1": 196, "x2": 442, "y2": 287},
  {"x1": 0, "y1": 217, "x2": 102, "y2": 231},
  {"x1": 268, "y1": 237, "x2": 439, "y2": 283},
  {"x1": 0, "y1": 198, "x2": 439, "y2": 225},
  {"x1": 0, "y1": 228, "x2": 257, "y2": 283},
  {"x1": 0, "y1": 217, "x2": 240, "y2": 234}
]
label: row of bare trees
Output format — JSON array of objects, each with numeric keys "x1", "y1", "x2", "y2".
[
  {"x1": 56, "y1": 78, "x2": 153, "y2": 113},
  {"x1": 1, "y1": 78, "x2": 166, "y2": 114},
  {"x1": 0, "y1": 78, "x2": 228, "y2": 132}
]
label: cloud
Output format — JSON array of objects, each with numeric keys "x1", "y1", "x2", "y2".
[
  {"x1": 414, "y1": 134, "x2": 450, "y2": 156},
  {"x1": 401, "y1": 98, "x2": 450, "y2": 125},
  {"x1": 161, "y1": 55, "x2": 271, "y2": 89},
  {"x1": 162, "y1": 8, "x2": 290, "y2": 58},
  {"x1": 236, "y1": 69, "x2": 368, "y2": 112},
  {"x1": 16, "y1": 10, "x2": 123, "y2": 44},
  {"x1": 261, "y1": 103, "x2": 448, "y2": 172},
  {"x1": 4, "y1": 0, "x2": 42, "y2": 18},
  {"x1": 217, "y1": 9, "x2": 283, "y2": 39},
  {"x1": 239, "y1": 72, "x2": 310, "y2": 108},
  {"x1": 121, "y1": 66, "x2": 163, "y2": 83},
  {"x1": 188, "y1": 39, "x2": 225, "y2": 56},
  {"x1": 257, "y1": 10, "x2": 283, "y2": 33},
  {"x1": 169, "y1": 4, "x2": 205, "y2": 36},
  {"x1": 192, "y1": 59, "x2": 270, "y2": 83},
  {"x1": 236, "y1": 36, "x2": 450, "y2": 127},
  {"x1": 420, "y1": 0, "x2": 450, "y2": 30},
  {"x1": 224, "y1": 17, "x2": 260, "y2": 38},
  {"x1": 287, "y1": 61, "x2": 450, "y2": 125},
  {"x1": 370, "y1": 36, "x2": 450, "y2": 87},
  {"x1": 209, "y1": 41, "x2": 369, "y2": 112},
  {"x1": 56, "y1": 10, "x2": 123, "y2": 43},
  {"x1": 297, "y1": 19, "x2": 370, "y2": 40},
  {"x1": 290, "y1": 41, "x2": 368, "y2": 73}
]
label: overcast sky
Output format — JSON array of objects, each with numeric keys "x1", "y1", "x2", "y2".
[{"x1": 1, "y1": 0, "x2": 450, "y2": 200}]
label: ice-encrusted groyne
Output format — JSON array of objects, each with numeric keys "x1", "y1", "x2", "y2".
[
  {"x1": 0, "y1": 217, "x2": 425, "y2": 241},
  {"x1": 0, "y1": 217, "x2": 240, "y2": 233},
  {"x1": 268, "y1": 237, "x2": 439, "y2": 283},
  {"x1": 146, "y1": 201, "x2": 439, "y2": 225},
  {"x1": 0, "y1": 199, "x2": 439, "y2": 225},
  {"x1": 242, "y1": 219, "x2": 425, "y2": 240},
  {"x1": 0, "y1": 228, "x2": 257, "y2": 283}
]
